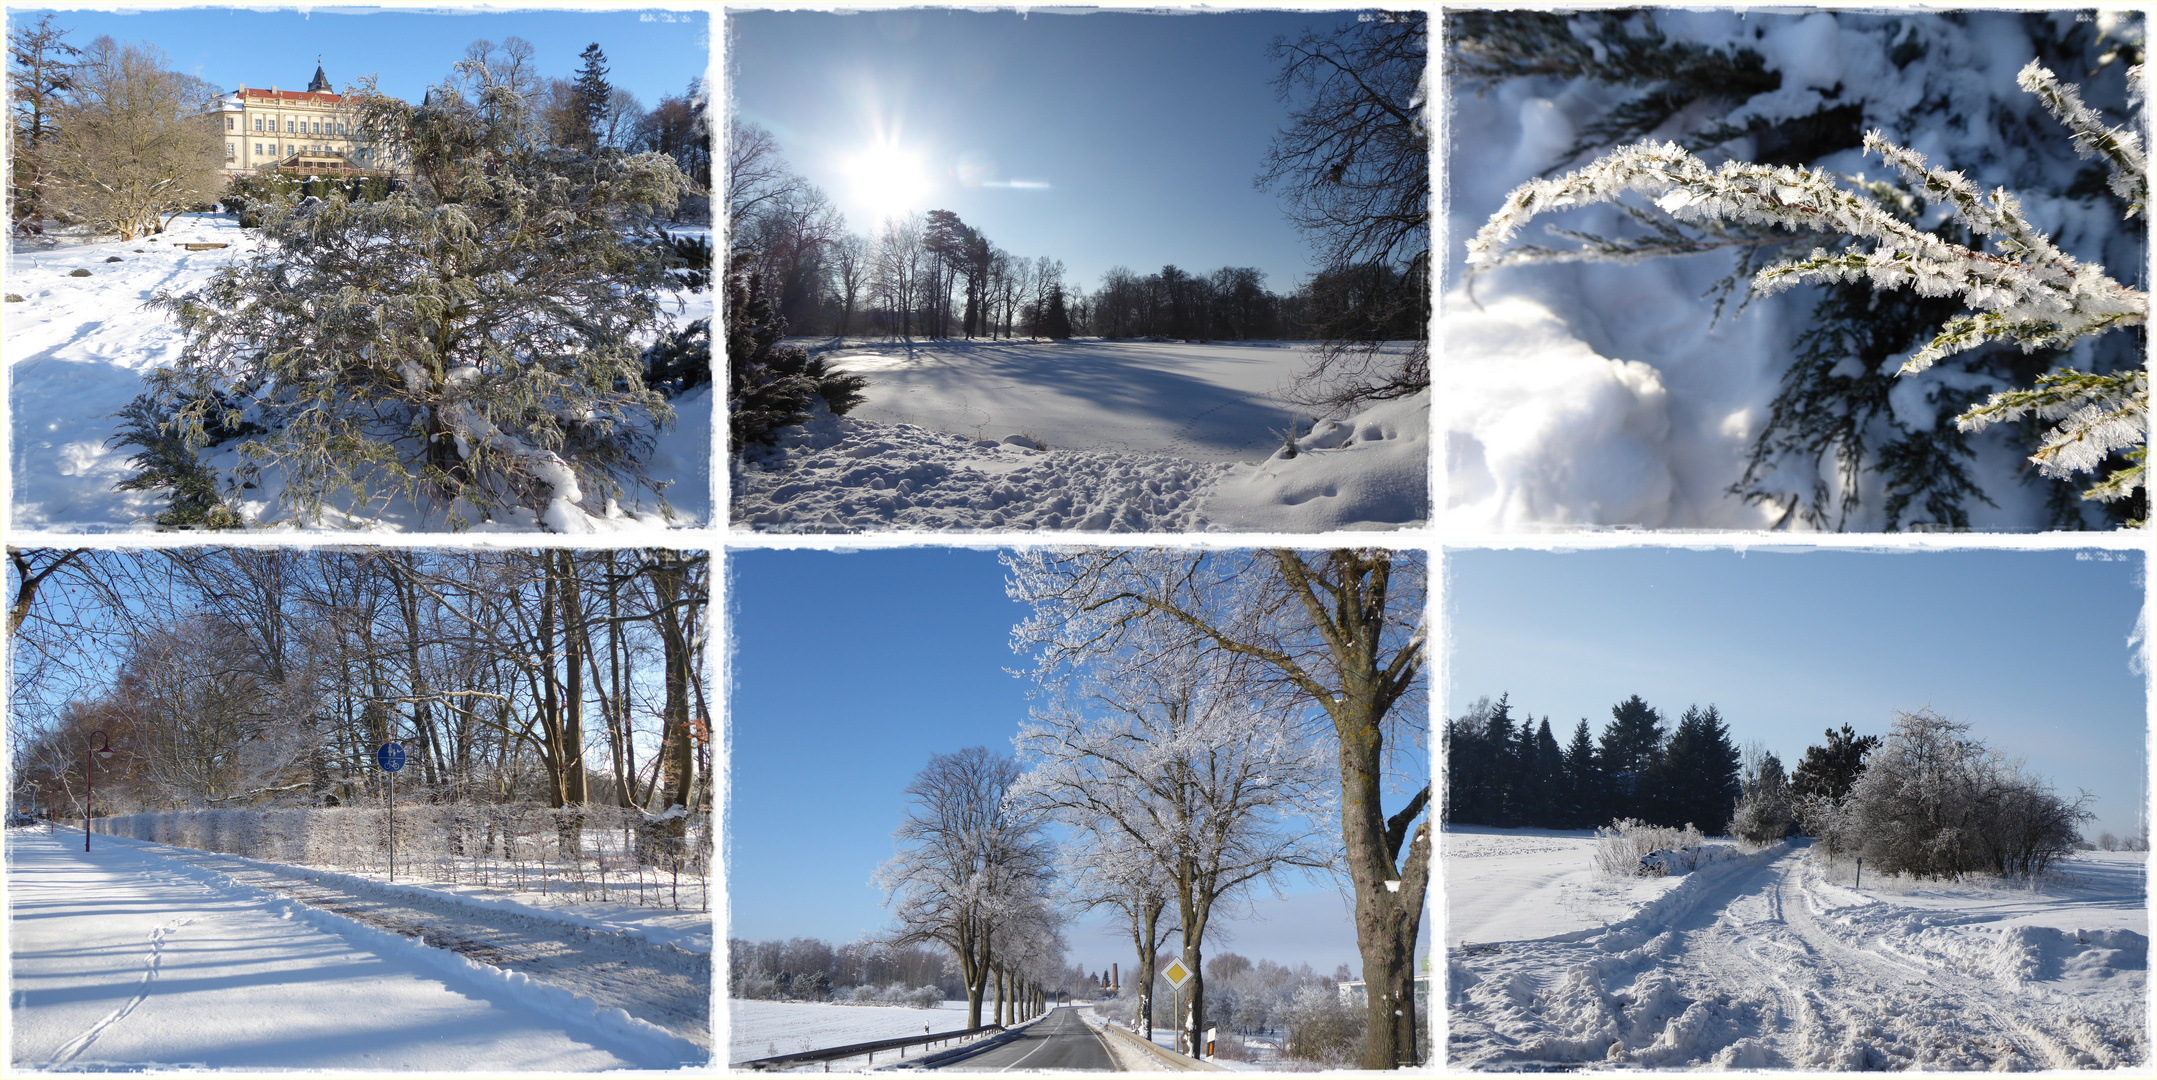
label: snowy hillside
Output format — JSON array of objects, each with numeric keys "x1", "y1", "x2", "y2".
[
  {"x1": 1444, "y1": 9, "x2": 2146, "y2": 531},
  {"x1": 730, "y1": 338, "x2": 1427, "y2": 532},
  {"x1": 1445, "y1": 829, "x2": 2148, "y2": 1070},
  {"x1": 5, "y1": 213, "x2": 710, "y2": 533}
]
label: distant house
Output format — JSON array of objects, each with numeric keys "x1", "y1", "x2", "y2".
[
  {"x1": 213, "y1": 64, "x2": 403, "y2": 178},
  {"x1": 1338, "y1": 977, "x2": 1431, "y2": 1010}
]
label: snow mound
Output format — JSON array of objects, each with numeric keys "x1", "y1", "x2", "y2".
[
  {"x1": 1444, "y1": 295, "x2": 1708, "y2": 529},
  {"x1": 1202, "y1": 390, "x2": 1428, "y2": 531}
]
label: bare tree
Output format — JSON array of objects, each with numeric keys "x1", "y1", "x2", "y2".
[
  {"x1": 1257, "y1": 11, "x2": 1430, "y2": 410},
  {"x1": 828, "y1": 231, "x2": 870, "y2": 336},
  {"x1": 1008, "y1": 548, "x2": 1429, "y2": 1069},
  {"x1": 45, "y1": 36, "x2": 222, "y2": 240},
  {"x1": 876, "y1": 746, "x2": 1055, "y2": 1028},
  {"x1": 1015, "y1": 621, "x2": 1334, "y2": 1055}
]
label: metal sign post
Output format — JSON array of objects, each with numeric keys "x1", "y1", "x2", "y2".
[
  {"x1": 1161, "y1": 957, "x2": 1195, "y2": 1055},
  {"x1": 85, "y1": 731, "x2": 114, "y2": 853},
  {"x1": 376, "y1": 741, "x2": 405, "y2": 881}
]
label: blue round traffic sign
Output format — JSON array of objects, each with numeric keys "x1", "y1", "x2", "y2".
[{"x1": 376, "y1": 742, "x2": 406, "y2": 772}]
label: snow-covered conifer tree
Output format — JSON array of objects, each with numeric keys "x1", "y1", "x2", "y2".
[{"x1": 145, "y1": 58, "x2": 694, "y2": 529}]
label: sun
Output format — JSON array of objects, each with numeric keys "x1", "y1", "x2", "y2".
[{"x1": 845, "y1": 140, "x2": 931, "y2": 225}]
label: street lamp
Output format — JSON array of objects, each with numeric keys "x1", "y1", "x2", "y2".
[{"x1": 85, "y1": 730, "x2": 115, "y2": 853}]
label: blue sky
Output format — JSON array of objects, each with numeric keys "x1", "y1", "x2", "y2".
[
  {"x1": 1445, "y1": 546, "x2": 2151, "y2": 840},
  {"x1": 726, "y1": 547, "x2": 1421, "y2": 978},
  {"x1": 5, "y1": 5, "x2": 709, "y2": 113},
  {"x1": 727, "y1": 7, "x2": 1348, "y2": 299}
]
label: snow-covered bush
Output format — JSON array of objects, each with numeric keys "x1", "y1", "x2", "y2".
[
  {"x1": 1819, "y1": 709, "x2": 2090, "y2": 879},
  {"x1": 1283, "y1": 984, "x2": 1363, "y2": 1067},
  {"x1": 1730, "y1": 750, "x2": 1797, "y2": 845},
  {"x1": 1452, "y1": 10, "x2": 2148, "y2": 530},
  {"x1": 1592, "y1": 818, "x2": 1708, "y2": 877}
]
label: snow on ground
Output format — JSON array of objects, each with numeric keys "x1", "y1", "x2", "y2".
[
  {"x1": 6, "y1": 827, "x2": 704, "y2": 1071},
  {"x1": 1444, "y1": 826, "x2": 1700, "y2": 946},
  {"x1": 730, "y1": 337, "x2": 1426, "y2": 532},
  {"x1": 4, "y1": 213, "x2": 710, "y2": 533},
  {"x1": 727, "y1": 998, "x2": 976, "y2": 1064},
  {"x1": 1446, "y1": 830, "x2": 2149, "y2": 1070}
]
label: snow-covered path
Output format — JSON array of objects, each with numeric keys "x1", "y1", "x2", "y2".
[
  {"x1": 6, "y1": 829, "x2": 703, "y2": 1070},
  {"x1": 1447, "y1": 843, "x2": 2148, "y2": 1070}
]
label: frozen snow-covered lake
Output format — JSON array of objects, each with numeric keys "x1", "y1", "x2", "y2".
[{"x1": 732, "y1": 337, "x2": 1428, "y2": 532}]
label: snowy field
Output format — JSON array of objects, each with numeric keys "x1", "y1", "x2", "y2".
[
  {"x1": 6, "y1": 827, "x2": 706, "y2": 1071},
  {"x1": 731, "y1": 337, "x2": 1427, "y2": 532},
  {"x1": 1444, "y1": 825, "x2": 1703, "y2": 946},
  {"x1": 5, "y1": 213, "x2": 711, "y2": 533},
  {"x1": 1443, "y1": 10, "x2": 2144, "y2": 531},
  {"x1": 1445, "y1": 828, "x2": 2149, "y2": 1070},
  {"x1": 727, "y1": 997, "x2": 977, "y2": 1065}
]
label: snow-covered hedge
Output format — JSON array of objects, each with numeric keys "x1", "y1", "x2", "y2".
[
  {"x1": 1592, "y1": 818, "x2": 1726, "y2": 877},
  {"x1": 85, "y1": 803, "x2": 710, "y2": 910}
]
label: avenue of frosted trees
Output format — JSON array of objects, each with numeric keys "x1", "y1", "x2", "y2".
[
  {"x1": 865, "y1": 549, "x2": 1428, "y2": 1068},
  {"x1": 7, "y1": 547, "x2": 709, "y2": 905}
]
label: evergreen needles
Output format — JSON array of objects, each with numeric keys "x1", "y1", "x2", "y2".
[{"x1": 1470, "y1": 61, "x2": 2150, "y2": 518}]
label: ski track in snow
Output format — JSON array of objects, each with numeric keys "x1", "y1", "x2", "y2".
[{"x1": 1447, "y1": 843, "x2": 2148, "y2": 1071}]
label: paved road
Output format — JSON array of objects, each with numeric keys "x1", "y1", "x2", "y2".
[{"x1": 933, "y1": 1006, "x2": 1114, "y2": 1071}]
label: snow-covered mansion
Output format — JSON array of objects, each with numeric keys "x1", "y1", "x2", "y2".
[{"x1": 213, "y1": 64, "x2": 403, "y2": 177}]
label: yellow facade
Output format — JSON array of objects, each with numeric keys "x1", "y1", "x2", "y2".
[{"x1": 217, "y1": 66, "x2": 399, "y2": 176}]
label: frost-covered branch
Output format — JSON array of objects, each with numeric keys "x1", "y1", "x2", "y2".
[
  {"x1": 1469, "y1": 134, "x2": 2148, "y2": 374},
  {"x1": 1470, "y1": 65, "x2": 2150, "y2": 510},
  {"x1": 2018, "y1": 60, "x2": 2148, "y2": 217},
  {"x1": 1958, "y1": 370, "x2": 2148, "y2": 499}
]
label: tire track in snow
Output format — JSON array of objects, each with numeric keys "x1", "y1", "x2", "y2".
[
  {"x1": 1450, "y1": 844, "x2": 2145, "y2": 1070},
  {"x1": 45, "y1": 918, "x2": 194, "y2": 1068}
]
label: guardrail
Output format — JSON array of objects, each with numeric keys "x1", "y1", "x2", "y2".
[
  {"x1": 734, "y1": 1024, "x2": 1005, "y2": 1071},
  {"x1": 1097, "y1": 1020, "x2": 1226, "y2": 1071}
]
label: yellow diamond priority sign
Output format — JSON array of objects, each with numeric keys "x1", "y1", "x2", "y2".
[{"x1": 1162, "y1": 958, "x2": 1193, "y2": 988}]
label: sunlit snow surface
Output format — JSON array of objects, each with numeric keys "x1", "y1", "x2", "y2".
[
  {"x1": 731, "y1": 338, "x2": 1427, "y2": 532},
  {"x1": 6, "y1": 828, "x2": 704, "y2": 1071},
  {"x1": 728, "y1": 998, "x2": 982, "y2": 1066},
  {"x1": 1444, "y1": 9, "x2": 2146, "y2": 531},
  {"x1": 1444, "y1": 827, "x2": 2149, "y2": 1070},
  {"x1": 4, "y1": 213, "x2": 711, "y2": 533}
]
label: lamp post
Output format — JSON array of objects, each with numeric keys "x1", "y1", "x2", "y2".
[{"x1": 85, "y1": 730, "x2": 115, "y2": 853}]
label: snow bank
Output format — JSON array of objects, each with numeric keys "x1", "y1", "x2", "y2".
[
  {"x1": 732, "y1": 403, "x2": 1226, "y2": 532},
  {"x1": 1202, "y1": 390, "x2": 1428, "y2": 531}
]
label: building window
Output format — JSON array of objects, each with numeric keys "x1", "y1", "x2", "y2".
[
  {"x1": 226, "y1": 117, "x2": 234, "y2": 131},
  {"x1": 254, "y1": 118, "x2": 263, "y2": 131},
  {"x1": 287, "y1": 120, "x2": 295, "y2": 133},
  {"x1": 226, "y1": 141, "x2": 235, "y2": 158},
  {"x1": 255, "y1": 143, "x2": 264, "y2": 155}
]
